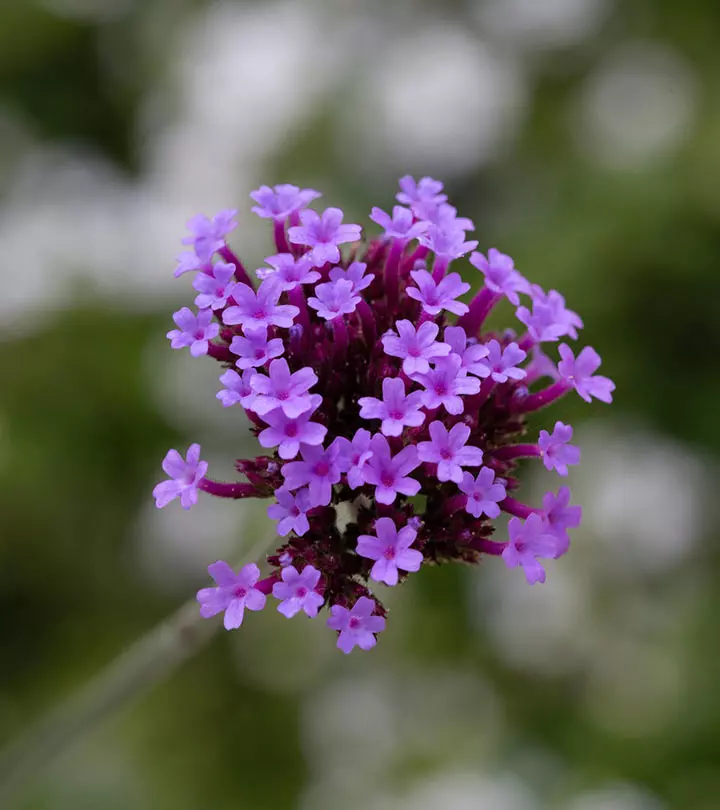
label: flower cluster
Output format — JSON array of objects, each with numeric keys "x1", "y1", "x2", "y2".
[{"x1": 153, "y1": 178, "x2": 614, "y2": 653}]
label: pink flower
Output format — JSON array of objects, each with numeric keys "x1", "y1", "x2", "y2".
[
  {"x1": 192, "y1": 261, "x2": 237, "y2": 310},
  {"x1": 443, "y1": 326, "x2": 490, "y2": 376},
  {"x1": 250, "y1": 184, "x2": 321, "y2": 221},
  {"x1": 356, "y1": 517, "x2": 423, "y2": 586},
  {"x1": 396, "y1": 175, "x2": 447, "y2": 209},
  {"x1": 258, "y1": 397, "x2": 327, "y2": 459},
  {"x1": 470, "y1": 249, "x2": 529, "y2": 306},
  {"x1": 381, "y1": 320, "x2": 451, "y2": 376},
  {"x1": 167, "y1": 307, "x2": 219, "y2": 357},
  {"x1": 335, "y1": 428, "x2": 374, "y2": 489},
  {"x1": 256, "y1": 253, "x2": 320, "y2": 291},
  {"x1": 406, "y1": 269, "x2": 470, "y2": 317},
  {"x1": 182, "y1": 209, "x2": 238, "y2": 261},
  {"x1": 223, "y1": 278, "x2": 299, "y2": 332},
  {"x1": 153, "y1": 443, "x2": 208, "y2": 509},
  {"x1": 417, "y1": 421, "x2": 484, "y2": 483},
  {"x1": 542, "y1": 487, "x2": 582, "y2": 557},
  {"x1": 326, "y1": 597, "x2": 386, "y2": 654},
  {"x1": 230, "y1": 327, "x2": 284, "y2": 369},
  {"x1": 307, "y1": 279, "x2": 360, "y2": 320},
  {"x1": 502, "y1": 514, "x2": 561, "y2": 585},
  {"x1": 328, "y1": 261, "x2": 373, "y2": 293},
  {"x1": 250, "y1": 359, "x2": 318, "y2": 418},
  {"x1": 538, "y1": 421, "x2": 580, "y2": 476},
  {"x1": 558, "y1": 344, "x2": 615, "y2": 404},
  {"x1": 267, "y1": 487, "x2": 313, "y2": 537},
  {"x1": 216, "y1": 368, "x2": 257, "y2": 409},
  {"x1": 476, "y1": 340, "x2": 527, "y2": 383},
  {"x1": 358, "y1": 377, "x2": 425, "y2": 437},
  {"x1": 362, "y1": 434, "x2": 421, "y2": 505},
  {"x1": 272, "y1": 564, "x2": 325, "y2": 618},
  {"x1": 196, "y1": 561, "x2": 266, "y2": 630},
  {"x1": 516, "y1": 287, "x2": 582, "y2": 343},
  {"x1": 282, "y1": 442, "x2": 343, "y2": 507},
  {"x1": 413, "y1": 355, "x2": 480, "y2": 415},
  {"x1": 458, "y1": 467, "x2": 506, "y2": 519},
  {"x1": 370, "y1": 205, "x2": 428, "y2": 242},
  {"x1": 288, "y1": 207, "x2": 362, "y2": 267}
]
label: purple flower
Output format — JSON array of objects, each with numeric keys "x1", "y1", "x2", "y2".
[
  {"x1": 216, "y1": 368, "x2": 258, "y2": 409},
  {"x1": 418, "y1": 224, "x2": 478, "y2": 260},
  {"x1": 417, "y1": 421, "x2": 483, "y2": 483},
  {"x1": 192, "y1": 262, "x2": 237, "y2": 310},
  {"x1": 413, "y1": 355, "x2": 481, "y2": 415},
  {"x1": 197, "y1": 561, "x2": 266, "y2": 630},
  {"x1": 558, "y1": 344, "x2": 615, "y2": 403},
  {"x1": 358, "y1": 377, "x2": 425, "y2": 437},
  {"x1": 417, "y1": 202, "x2": 474, "y2": 231},
  {"x1": 362, "y1": 434, "x2": 421, "y2": 505},
  {"x1": 542, "y1": 486, "x2": 581, "y2": 557},
  {"x1": 396, "y1": 175, "x2": 447, "y2": 209},
  {"x1": 406, "y1": 269, "x2": 470, "y2": 317},
  {"x1": 476, "y1": 340, "x2": 527, "y2": 383},
  {"x1": 272, "y1": 564, "x2": 324, "y2": 618},
  {"x1": 444, "y1": 326, "x2": 490, "y2": 376},
  {"x1": 182, "y1": 209, "x2": 238, "y2": 262},
  {"x1": 470, "y1": 249, "x2": 529, "y2": 306},
  {"x1": 526, "y1": 345, "x2": 561, "y2": 382},
  {"x1": 267, "y1": 487, "x2": 313, "y2": 536},
  {"x1": 250, "y1": 358, "x2": 318, "y2": 418},
  {"x1": 335, "y1": 428, "x2": 373, "y2": 489},
  {"x1": 256, "y1": 253, "x2": 320, "y2": 291},
  {"x1": 175, "y1": 251, "x2": 206, "y2": 277},
  {"x1": 326, "y1": 596, "x2": 386, "y2": 654},
  {"x1": 229, "y1": 326, "x2": 284, "y2": 370},
  {"x1": 282, "y1": 442, "x2": 343, "y2": 507},
  {"x1": 153, "y1": 443, "x2": 208, "y2": 509},
  {"x1": 250, "y1": 184, "x2": 321, "y2": 221},
  {"x1": 516, "y1": 288, "x2": 583, "y2": 343},
  {"x1": 356, "y1": 517, "x2": 423, "y2": 586},
  {"x1": 167, "y1": 307, "x2": 220, "y2": 357},
  {"x1": 502, "y1": 514, "x2": 561, "y2": 585},
  {"x1": 369, "y1": 206, "x2": 428, "y2": 242},
  {"x1": 223, "y1": 278, "x2": 299, "y2": 332},
  {"x1": 329, "y1": 261, "x2": 373, "y2": 293},
  {"x1": 258, "y1": 396, "x2": 327, "y2": 459},
  {"x1": 538, "y1": 421, "x2": 580, "y2": 476},
  {"x1": 288, "y1": 207, "x2": 362, "y2": 267},
  {"x1": 381, "y1": 320, "x2": 451, "y2": 375},
  {"x1": 459, "y1": 467, "x2": 506, "y2": 518},
  {"x1": 307, "y1": 279, "x2": 360, "y2": 320}
]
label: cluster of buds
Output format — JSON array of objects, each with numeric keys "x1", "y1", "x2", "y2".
[{"x1": 153, "y1": 177, "x2": 614, "y2": 654}]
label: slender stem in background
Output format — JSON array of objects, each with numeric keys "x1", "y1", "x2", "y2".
[{"x1": 0, "y1": 534, "x2": 276, "y2": 807}]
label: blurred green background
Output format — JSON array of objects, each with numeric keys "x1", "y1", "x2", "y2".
[{"x1": 1, "y1": 0, "x2": 719, "y2": 808}]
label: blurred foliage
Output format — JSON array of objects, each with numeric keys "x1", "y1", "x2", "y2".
[{"x1": 0, "y1": 1, "x2": 719, "y2": 809}]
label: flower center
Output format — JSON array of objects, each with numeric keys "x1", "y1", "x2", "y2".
[
  {"x1": 234, "y1": 586, "x2": 247, "y2": 599},
  {"x1": 380, "y1": 471, "x2": 395, "y2": 488},
  {"x1": 408, "y1": 346, "x2": 421, "y2": 358},
  {"x1": 284, "y1": 423, "x2": 298, "y2": 438},
  {"x1": 348, "y1": 617, "x2": 361, "y2": 630},
  {"x1": 315, "y1": 461, "x2": 330, "y2": 477},
  {"x1": 252, "y1": 307, "x2": 266, "y2": 320},
  {"x1": 390, "y1": 410, "x2": 404, "y2": 421},
  {"x1": 434, "y1": 383, "x2": 448, "y2": 396},
  {"x1": 254, "y1": 349, "x2": 265, "y2": 359},
  {"x1": 296, "y1": 586, "x2": 308, "y2": 599},
  {"x1": 290, "y1": 506, "x2": 300, "y2": 517},
  {"x1": 440, "y1": 448, "x2": 453, "y2": 460},
  {"x1": 277, "y1": 390, "x2": 290, "y2": 400},
  {"x1": 383, "y1": 546, "x2": 396, "y2": 560}
]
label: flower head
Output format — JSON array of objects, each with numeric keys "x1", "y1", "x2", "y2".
[
  {"x1": 157, "y1": 178, "x2": 613, "y2": 651},
  {"x1": 167, "y1": 307, "x2": 220, "y2": 357},
  {"x1": 357, "y1": 517, "x2": 423, "y2": 586},
  {"x1": 288, "y1": 207, "x2": 362, "y2": 267},
  {"x1": 153, "y1": 444, "x2": 208, "y2": 509},
  {"x1": 197, "y1": 561, "x2": 266, "y2": 630},
  {"x1": 250, "y1": 184, "x2": 321, "y2": 221},
  {"x1": 326, "y1": 596, "x2": 386, "y2": 654}
]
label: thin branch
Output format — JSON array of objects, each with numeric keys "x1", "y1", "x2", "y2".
[{"x1": 0, "y1": 535, "x2": 275, "y2": 806}]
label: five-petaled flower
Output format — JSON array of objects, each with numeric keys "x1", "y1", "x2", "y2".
[
  {"x1": 288, "y1": 207, "x2": 362, "y2": 267},
  {"x1": 153, "y1": 444, "x2": 208, "y2": 509},
  {"x1": 418, "y1": 421, "x2": 484, "y2": 483},
  {"x1": 272, "y1": 564, "x2": 324, "y2": 618},
  {"x1": 326, "y1": 597, "x2": 386, "y2": 654},
  {"x1": 356, "y1": 517, "x2": 423, "y2": 586},
  {"x1": 197, "y1": 561, "x2": 267, "y2": 630}
]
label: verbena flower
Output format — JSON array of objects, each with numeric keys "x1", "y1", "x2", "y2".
[{"x1": 153, "y1": 176, "x2": 614, "y2": 653}]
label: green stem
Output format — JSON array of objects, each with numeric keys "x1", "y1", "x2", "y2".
[{"x1": 0, "y1": 534, "x2": 275, "y2": 806}]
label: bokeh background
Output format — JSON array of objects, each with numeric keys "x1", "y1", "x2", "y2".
[{"x1": 1, "y1": 0, "x2": 719, "y2": 808}]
